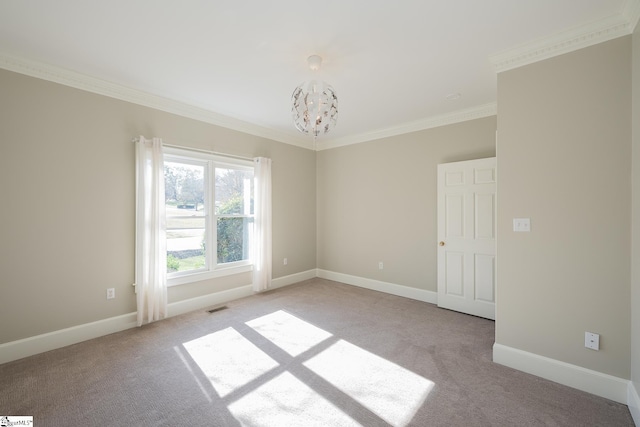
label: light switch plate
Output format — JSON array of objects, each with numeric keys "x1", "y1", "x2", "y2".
[{"x1": 513, "y1": 218, "x2": 531, "y2": 232}]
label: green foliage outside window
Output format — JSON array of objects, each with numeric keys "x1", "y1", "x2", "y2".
[
  {"x1": 217, "y1": 194, "x2": 247, "y2": 263},
  {"x1": 167, "y1": 254, "x2": 181, "y2": 272}
]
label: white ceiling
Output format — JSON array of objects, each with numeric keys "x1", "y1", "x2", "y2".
[{"x1": 0, "y1": 1, "x2": 638, "y2": 149}]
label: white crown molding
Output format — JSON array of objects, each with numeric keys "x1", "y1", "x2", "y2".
[
  {"x1": 491, "y1": 0, "x2": 640, "y2": 73},
  {"x1": 0, "y1": 52, "x2": 313, "y2": 151},
  {"x1": 2, "y1": 2, "x2": 638, "y2": 151},
  {"x1": 624, "y1": 0, "x2": 640, "y2": 31},
  {"x1": 0, "y1": 51, "x2": 496, "y2": 152},
  {"x1": 317, "y1": 102, "x2": 497, "y2": 151}
]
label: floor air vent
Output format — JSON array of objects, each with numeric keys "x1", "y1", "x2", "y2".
[{"x1": 207, "y1": 305, "x2": 228, "y2": 314}]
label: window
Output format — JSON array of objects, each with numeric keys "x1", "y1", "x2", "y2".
[{"x1": 164, "y1": 147, "x2": 254, "y2": 285}]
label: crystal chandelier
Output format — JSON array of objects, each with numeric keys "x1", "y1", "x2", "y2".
[{"x1": 291, "y1": 55, "x2": 338, "y2": 137}]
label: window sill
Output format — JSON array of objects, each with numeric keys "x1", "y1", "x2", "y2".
[{"x1": 167, "y1": 263, "x2": 253, "y2": 287}]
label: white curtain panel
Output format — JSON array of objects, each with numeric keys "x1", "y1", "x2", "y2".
[
  {"x1": 135, "y1": 136, "x2": 168, "y2": 326},
  {"x1": 252, "y1": 157, "x2": 272, "y2": 292}
]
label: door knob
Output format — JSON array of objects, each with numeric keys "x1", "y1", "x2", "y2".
[{"x1": 439, "y1": 241, "x2": 445, "y2": 246}]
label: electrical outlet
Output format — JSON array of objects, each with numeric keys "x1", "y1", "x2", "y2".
[
  {"x1": 585, "y1": 332, "x2": 599, "y2": 351},
  {"x1": 106, "y1": 288, "x2": 115, "y2": 300},
  {"x1": 513, "y1": 218, "x2": 531, "y2": 232},
  {"x1": 379, "y1": 261, "x2": 384, "y2": 270},
  {"x1": 283, "y1": 258, "x2": 288, "y2": 265}
]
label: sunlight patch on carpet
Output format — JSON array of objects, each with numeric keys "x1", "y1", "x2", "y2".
[
  {"x1": 183, "y1": 311, "x2": 434, "y2": 426},
  {"x1": 183, "y1": 327, "x2": 279, "y2": 397},
  {"x1": 304, "y1": 339, "x2": 434, "y2": 426},
  {"x1": 174, "y1": 345, "x2": 214, "y2": 403},
  {"x1": 228, "y1": 371, "x2": 360, "y2": 427},
  {"x1": 246, "y1": 310, "x2": 333, "y2": 356}
]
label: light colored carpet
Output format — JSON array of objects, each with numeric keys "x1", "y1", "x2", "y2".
[{"x1": 0, "y1": 278, "x2": 634, "y2": 426}]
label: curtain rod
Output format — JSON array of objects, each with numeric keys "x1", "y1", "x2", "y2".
[{"x1": 131, "y1": 137, "x2": 255, "y2": 162}]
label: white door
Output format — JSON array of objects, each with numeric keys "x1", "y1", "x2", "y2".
[{"x1": 437, "y1": 157, "x2": 496, "y2": 320}]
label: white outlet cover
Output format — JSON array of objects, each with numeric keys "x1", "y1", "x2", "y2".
[
  {"x1": 585, "y1": 332, "x2": 599, "y2": 350},
  {"x1": 513, "y1": 218, "x2": 531, "y2": 232}
]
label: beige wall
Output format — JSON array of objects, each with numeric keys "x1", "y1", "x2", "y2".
[
  {"x1": 0, "y1": 69, "x2": 316, "y2": 344},
  {"x1": 496, "y1": 37, "x2": 631, "y2": 378},
  {"x1": 632, "y1": 22, "x2": 640, "y2": 393},
  {"x1": 2, "y1": 29, "x2": 636, "y2": 390},
  {"x1": 316, "y1": 117, "x2": 496, "y2": 292}
]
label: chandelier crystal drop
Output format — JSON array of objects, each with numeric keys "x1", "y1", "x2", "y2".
[{"x1": 291, "y1": 55, "x2": 338, "y2": 137}]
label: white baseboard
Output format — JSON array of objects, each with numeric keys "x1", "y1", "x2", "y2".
[
  {"x1": 168, "y1": 284, "x2": 254, "y2": 317},
  {"x1": 271, "y1": 269, "x2": 317, "y2": 290},
  {"x1": 0, "y1": 271, "x2": 317, "y2": 365},
  {"x1": 0, "y1": 286, "x2": 255, "y2": 365},
  {"x1": 0, "y1": 312, "x2": 138, "y2": 365},
  {"x1": 493, "y1": 343, "x2": 629, "y2": 404},
  {"x1": 316, "y1": 269, "x2": 438, "y2": 304},
  {"x1": 629, "y1": 381, "x2": 640, "y2": 426}
]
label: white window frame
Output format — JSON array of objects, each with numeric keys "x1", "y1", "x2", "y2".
[{"x1": 164, "y1": 147, "x2": 254, "y2": 287}]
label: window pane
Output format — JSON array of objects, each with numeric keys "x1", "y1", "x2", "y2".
[
  {"x1": 217, "y1": 217, "x2": 253, "y2": 263},
  {"x1": 215, "y1": 168, "x2": 254, "y2": 215},
  {"x1": 165, "y1": 161, "x2": 205, "y2": 213},
  {"x1": 165, "y1": 161, "x2": 206, "y2": 273},
  {"x1": 167, "y1": 217, "x2": 206, "y2": 273}
]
